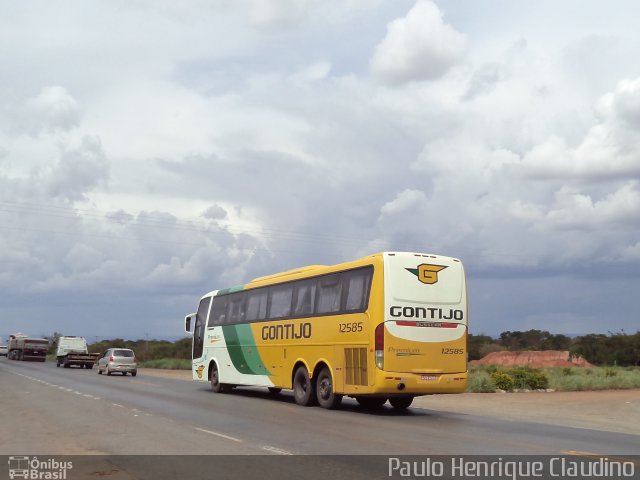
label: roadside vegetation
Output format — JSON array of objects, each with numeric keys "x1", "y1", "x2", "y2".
[
  {"x1": 138, "y1": 358, "x2": 191, "y2": 369},
  {"x1": 40, "y1": 329, "x2": 639, "y2": 391},
  {"x1": 466, "y1": 329, "x2": 640, "y2": 392},
  {"x1": 469, "y1": 330, "x2": 640, "y2": 366},
  {"x1": 466, "y1": 365, "x2": 640, "y2": 393}
]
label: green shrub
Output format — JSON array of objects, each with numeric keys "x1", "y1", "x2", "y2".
[
  {"x1": 507, "y1": 367, "x2": 548, "y2": 390},
  {"x1": 466, "y1": 370, "x2": 496, "y2": 393},
  {"x1": 510, "y1": 367, "x2": 531, "y2": 389},
  {"x1": 526, "y1": 370, "x2": 549, "y2": 389},
  {"x1": 139, "y1": 358, "x2": 191, "y2": 370},
  {"x1": 491, "y1": 371, "x2": 515, "y2": 391}
]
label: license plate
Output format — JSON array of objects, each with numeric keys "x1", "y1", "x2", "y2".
[{"x1": 421, "y1": 375, "x2": 437, "y2": 381}]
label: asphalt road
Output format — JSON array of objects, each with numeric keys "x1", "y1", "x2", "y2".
[{"x1": 1, "y1": 358, "x2": 638, "y2": 479}]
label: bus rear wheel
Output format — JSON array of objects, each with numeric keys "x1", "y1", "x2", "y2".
[
  {"x1": 210, "y1": 363, "x2": 230, "y2": 393},
  {"x1": 356, "y1": 396, "x2": 387, "y2": 409},
  {"x1": 389, "y1": 396, "x2": 414, "y2": 410},
  {"x1": 316, "y1": 367, "x2": 342, "y2": 410},
  {"x1": 293, "y1": 366, "x2": 316, "y2": 406}
]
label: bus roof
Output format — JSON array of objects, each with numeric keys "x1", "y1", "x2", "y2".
[
  {"x1": 250, "y1": 265, "x2": 327, "y2": 284},
  {"x1": 200, "y1": 252, "x2": 461, "y2": 299}
]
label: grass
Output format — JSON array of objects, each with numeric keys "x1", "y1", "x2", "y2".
[
  {"x1": 467, "y1": 365, "x2": 640, "y2": 392},
  {"x1": 137, "y1": 359, "x2": 640, "y2": 392},
  {"x1": 138, "y1": 358, "x2": 191, "y2": 370}
]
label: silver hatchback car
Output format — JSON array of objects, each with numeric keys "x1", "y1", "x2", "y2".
[{"x1": 97, "y1": 348, "x2": 138, "y2": 376}]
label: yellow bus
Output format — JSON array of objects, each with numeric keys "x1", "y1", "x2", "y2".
[{"x1": 184, "y1": 251, "x2": 468, "y2": 410}]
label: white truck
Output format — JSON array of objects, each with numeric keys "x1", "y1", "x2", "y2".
[{"x1": 56, "y1": 336, "x2": 99, "y2": 369}]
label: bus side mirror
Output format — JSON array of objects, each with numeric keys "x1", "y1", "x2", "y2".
[{"x1": 185, "y1": 314, "x2": 196, "y2": 335}]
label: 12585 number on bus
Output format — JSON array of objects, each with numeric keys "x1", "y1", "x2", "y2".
[{"x1": 339, "y1": 322, "x2": 363, "y2": 333}]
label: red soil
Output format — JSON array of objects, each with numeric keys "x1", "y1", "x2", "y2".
[{"x1": 470, "y1": 350, "x2": 592, "y2": 368}]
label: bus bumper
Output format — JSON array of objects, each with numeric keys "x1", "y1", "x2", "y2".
[{"x1": 370, "y1": 369, "x2": 468, "y2": 395}]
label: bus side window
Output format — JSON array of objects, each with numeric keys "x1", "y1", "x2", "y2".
[
  {"x1": 228, "y1": 293, "x2": 245, "y2": 324},
  {"x1": 246, "y1": 289, "x2": 268, "y2": 322},
  {"x1": 210, "y1": 296, "x2": 228, "y2": 326},
  {"x1": 268, "y1": 284, "x2": 293, "y2": 319},
  {"x1": 344, "y1": 267, "x2": 373, "y2": 312},
  {"x1": 316, "y1": 273, "x2": 342, "y2": 314},
  {"x1": 293, "y1": 280, "x2": 316, "y2": 316}
]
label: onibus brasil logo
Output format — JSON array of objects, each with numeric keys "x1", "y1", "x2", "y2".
[
  {"x1": 406, "y1": 264, "x2": 448, "y2": 285},
  {"x1": 8, "y1": 456, "x2": 73, "y2": 479}
]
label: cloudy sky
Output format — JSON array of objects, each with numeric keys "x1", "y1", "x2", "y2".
[{"x1": 1, "y1": 0, "x2": 639, "y2": 341}]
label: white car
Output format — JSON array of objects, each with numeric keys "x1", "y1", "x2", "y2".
[
  {"x1": 0, "y1": 344, "x2": 7, "y2": 357},
  {"x1": 97, "y1": 348, "x2": 138, "y2": 376}
]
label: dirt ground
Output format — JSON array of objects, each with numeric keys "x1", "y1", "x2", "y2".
[{"x1": 139, "y1": 368, "x2": 640, "y2": 435}]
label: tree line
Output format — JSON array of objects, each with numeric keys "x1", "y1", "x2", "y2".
[
  {"x1": 44, "y1": 329, "x2": 639, "y2": 366},
  {"x1": 469, "y1": 330, "x2": 640, "y2": 366},
  {"x1": 46, "y1": 332, "x2": 192, "y2": 363}
]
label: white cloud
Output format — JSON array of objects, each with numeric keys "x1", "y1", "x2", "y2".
[
  {"x1": 245, "y1": 0, "x2": 316, "y2": 31},
  {"x1": 2, "y1": 1, "x2": 640, "y2": 337},
  {"x1": 370, "y1": 0, "x2": 466, "y2": 84},
  {"x1": 518, "y1": 77, "x2": 640, "y2": 182},
  {"x1": 12, "y1": 86, "x2": 82, "y2": 136},
  {"x1": 380, "y1": 189, "x2": 428, "y2": 216},
  {"x1": 46, "y1": 136, "x2": 110, "y2": 202}
]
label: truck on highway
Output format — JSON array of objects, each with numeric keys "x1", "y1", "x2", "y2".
[
  {"x1": 56, "y1": 336, "x2": 99, "y2": 368},
  {"x1": 8, "y1": 333, "x2": 48, "y2": 362}
]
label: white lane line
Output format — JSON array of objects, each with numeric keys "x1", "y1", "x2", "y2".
[
  {"x1": 112, "y1": 403, "x2": 124, "y2": 408},
  {"x1": 194, "y1": 427, "x2": 242, "y2": 443},
  {"x1": 260, "y1": 446, "x2": 293, "y2": 455}
]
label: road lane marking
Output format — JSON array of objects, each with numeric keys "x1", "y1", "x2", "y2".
[
  {"x1": 112, "y1": 403, "x2": 124, "y2": 408},
  {"x1": 194, "y1": 427, "x2": 242, "y2": 443},
  {"x1": 260, "y1": 446, "x2": 293, "y2": 455}
]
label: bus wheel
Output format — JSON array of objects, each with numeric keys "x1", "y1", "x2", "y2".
[
  {"x1": 356, "y1": 397, "x2": 387, "y2": 409},
  {"x1": 389, "y1": 396, "x2": 414, "y2": 410},
  {"x1": 316, "y1": 367, "x2": 342, "y2": 409},
  {"x1": 210, "y1": 363, "x2": 229, "y2": 393},
  {"x1": 293, "y1": 366, "x2": 315, "y2": 406}
]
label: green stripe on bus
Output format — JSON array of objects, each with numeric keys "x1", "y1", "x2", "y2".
[
  {"x1": 221, "y1": 325, "x2": 270, "y2": 376},
  {"x1": 216, "y1": 284, "x2": 245, "y2": 296},
  {"x1": 234, "y1": 324, "x2": 271, "y2": 376}
]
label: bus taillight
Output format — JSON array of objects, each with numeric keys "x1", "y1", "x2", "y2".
[{"x1": 375, "y1": 323, "x2": 384, "y2": 370}]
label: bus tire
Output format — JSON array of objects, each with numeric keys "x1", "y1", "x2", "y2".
[
  {"x1": 293, "y1": 366, "x2": 315, "y2": 406},
  {"x1": 389, "y1": 396, "x2": 414, "y2": 410},
  {"x1": 356, "y1": 397, "x2": 387, "y2": 409},
  {"x1": 210, "y1": 363, "x2": 229, "y2": 393},
  {"x1": 316, "y1": 367, "x2": 342, "y2": 409}
]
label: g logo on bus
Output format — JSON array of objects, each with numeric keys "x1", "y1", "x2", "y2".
[
  {"x1": 197, "y1": 365, "x2": 205, "y2": 379},
  {"x1": 406, "y1": 264, "x2": 447, "y2": 284}
]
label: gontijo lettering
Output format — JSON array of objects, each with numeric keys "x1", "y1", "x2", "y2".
[
  {"x1": 261, "y1": 323, "x2": 312, "y2": 340},
  {"x1": 390, "y1": 306, "x2": 464, "y2": 321}
]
